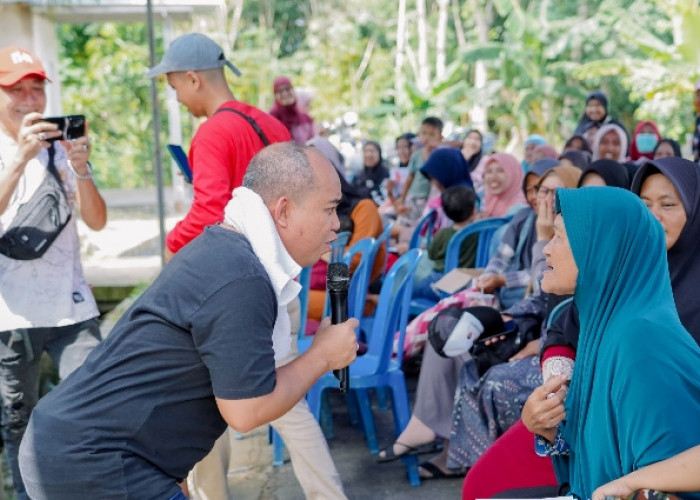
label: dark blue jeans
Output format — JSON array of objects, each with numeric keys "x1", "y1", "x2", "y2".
[{"x1": 0, "y1": 318, "x2": 101, "y2": 500}]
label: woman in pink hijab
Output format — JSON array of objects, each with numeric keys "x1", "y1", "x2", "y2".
[
  {"x1": 482, "y1": 153, "x2": 527, "y2": 217},
  {"x1": 269, "y1": 76, "x2": 315, "y2": 144}
]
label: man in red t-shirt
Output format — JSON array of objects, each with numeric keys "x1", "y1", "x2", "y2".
[
  {"x1": 147, "y1": 32, "x2": 290, "y2": 261},
  {"x1": 147, "y1": 33, "x2": 347, "y2": 499}
]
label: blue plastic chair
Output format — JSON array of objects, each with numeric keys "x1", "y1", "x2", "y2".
[
  {"x1": 306, "y1": 249, "x2": 424, "y2": 486},
  {"x1": 271, "y1": 230, "x2": 353, "y2": 466},
  {"x1": 443, "y1": 217, "x2": 511, "y2": 272},
  {"x1": 273, "y1": 237, "x2": 377, "y2": 465},
  {"x1": 358, "y1": 221, "x2": 394, "y2": 335},
  {"x1": 330, "y1": 230, "x2": 352, "y2": 263},
  {"x1": 408, "y1": 209, "x2": 438, "y2": 250},
  {"x1": 320, "y1": 237, "x2": 377, "y2": 321},
  {"x1": 408, "y1": 217, "x2": 511, "y2": 317},
  {"x1": 296, "y1": 266, "x2": 312, "y2": 341}
]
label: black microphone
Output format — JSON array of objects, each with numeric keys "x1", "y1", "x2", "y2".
[{"x1": 327, "y1": 262, "x2": 350, "y2": 392}]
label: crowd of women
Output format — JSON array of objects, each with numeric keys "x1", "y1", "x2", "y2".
[{"x1": 300, "y1": 87, "x2": 700, "y2": 500}]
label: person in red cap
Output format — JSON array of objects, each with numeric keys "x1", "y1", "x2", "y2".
[
  {"x1": 269, "y1": 75, "x2": 315, "y2": 144},
  {"x1": 0, "y1": 44, "x2": 106, "y2": 500}
]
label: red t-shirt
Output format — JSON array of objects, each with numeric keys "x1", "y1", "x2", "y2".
[{"x1": 166, "y1": 101, "x2": 291, "y2": 253}]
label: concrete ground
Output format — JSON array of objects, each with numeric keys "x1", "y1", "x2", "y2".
[{"x1": 221, "y1": 379, "x2": 465, "y2": 500}]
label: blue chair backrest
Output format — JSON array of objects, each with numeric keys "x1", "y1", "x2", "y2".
[
  {"x1": 328, "y1": 237, "x2": 375, "y2": 321},
  {"x1": 409, "y1": 209, "x2": 438, "y2": 250},
  {"x1": 365, "y1": 248, "x2": 423, "y2": 371},
  {"x1": 320, "y1": 232, "x2": 363, "y2": 321},
  {"x1": 370, "y1": 221, "x2": 394, "y2": 282},
  {"x1": 330, "y1": 231, "x2": 351, "y2": 263},
  {"x1": 444, "y1": 217, "x2": 510, "y2": 272},
  {"x1": 297, "y1": 265, "x2": 312, "y2": 338}
]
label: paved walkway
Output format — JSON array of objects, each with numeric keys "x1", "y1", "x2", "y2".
[{"x1": 211, "y1": 376, "x2": 465, "y2": 500}]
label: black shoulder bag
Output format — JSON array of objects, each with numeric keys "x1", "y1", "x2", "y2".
[
  {"x1": 0, "y1": 145, "x2": 72, "y2": 260},
  {"x1": 215, "y1": 107, "x2": 271, "y2": 146}
]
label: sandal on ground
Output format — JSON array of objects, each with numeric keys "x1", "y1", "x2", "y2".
[
  {"x1": 376, "y1": 441, "x2": 443, "y2": 463},
  {"x1": 418, "y1": 462, "x2": 468, "y2": 480}
]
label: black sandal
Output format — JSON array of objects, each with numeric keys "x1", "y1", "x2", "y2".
[
  {"x1": 418, "y1": 462, "x2": 467, "y2": 480},
  {"x1": 376, "y1": 441, "x2": 444, "y2": 463}
]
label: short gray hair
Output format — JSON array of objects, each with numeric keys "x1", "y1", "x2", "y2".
[{"x1": 243, "y1": 142, "x2": 318, "y2": 204}]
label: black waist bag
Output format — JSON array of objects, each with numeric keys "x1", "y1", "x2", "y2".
[{"x1": 0, "y1": 145, "x2": 72, "y2": 260}]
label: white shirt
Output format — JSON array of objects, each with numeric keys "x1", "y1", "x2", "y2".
[{"x1": 0, "y1": 130, "x2": 98, "y2": 330}]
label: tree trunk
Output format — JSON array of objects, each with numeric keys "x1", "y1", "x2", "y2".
[
  {"x1": 436, "y1": 0, "x2": 449, "y2": 81},
  {"x1": 416, "y1": 0, "x2": 430, "y2": 93},
  {"x1": 451, "y1": 0, "x2": 467, "y2": 53},
  {"x1": 227, "y1": 0, "x2": 244, "y2": 47},
  {"x1": 395, "y1": 0, "x2": 407, "y2": 119},
  {"x1": 471, "y1": 0, "x2": 492, "y2": 133}
]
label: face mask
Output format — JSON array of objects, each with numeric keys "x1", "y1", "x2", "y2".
[{"x1": 635, "y1": 133, "x2": 658, "y2": 153}]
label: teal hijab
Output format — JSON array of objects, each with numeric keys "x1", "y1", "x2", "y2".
[{"x1": 555, "y1": 187, "x2": 700, "y2": 500}]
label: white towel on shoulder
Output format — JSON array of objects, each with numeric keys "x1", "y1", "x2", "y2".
[{"x1": 224, "y1": 187, "x2": 302, "y2": 360}]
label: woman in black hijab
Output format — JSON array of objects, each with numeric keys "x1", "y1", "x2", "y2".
[
  {"x1": 352, "y1": 140, "x2": 390, "y2": 205},
  {"x1": 573, "y1": 90, "x2": 629, "y2": 143},
  {"x1": 576, "y1": 159, "x2": 630, "y2": 189},
  {"x1": 631, "y1": 157, "x2": 700, "y2": 342},
  {"x1": 652, "y1": 138, "x2": 682, "y2": 159}
]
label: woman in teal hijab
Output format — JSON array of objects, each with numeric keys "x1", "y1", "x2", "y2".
[{"x1": 542, "y1": 187, "x2": 700, "y2": 500}]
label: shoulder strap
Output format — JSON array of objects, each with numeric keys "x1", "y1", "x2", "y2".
[
  {"x1": 45, "y1": 144, "x2": 67, "y2": 191},
  {"x1": 215, "y1": 107, "x2": 270, "y2": 146}
]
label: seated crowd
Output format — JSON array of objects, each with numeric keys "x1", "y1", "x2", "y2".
[{"x1": 298, "y1": 89, "x2": 700, "y2": 499}]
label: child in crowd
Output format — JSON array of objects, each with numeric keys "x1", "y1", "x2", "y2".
[
  {"x1": 396, "y1": 117, "x2": 444, "y2": 240},
  {"x1": 381, "y1": 132, "x2": 416, "y2": 219},
  {"x1": 412, "y1": 185, "x2": 478, "y2": 302}
]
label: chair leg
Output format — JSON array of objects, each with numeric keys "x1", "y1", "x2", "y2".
[
  {"x1": 389, "y1": 376, "x2": 412, "y2": 435},
  {"x1": 389, "y1": 375, "x2": 421, "y2": 486},
  {"x1": 375, "y1": 386, "x2": 389, "y2": 411},
  {"x1": 346, "y1": 391, "x2": 360, "y2": 427},
  {"x1": 271, "y1": 427, "x2": 285, "y2": 467},
  {"x1": 355, "y1": 388, "x2": 379, "y2": 454},
  {"x1": 403, "y1": 454, "x2": 421, "y2": 487}
]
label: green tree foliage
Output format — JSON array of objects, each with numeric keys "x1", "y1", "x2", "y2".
[
  {"x1": 57, "y1": 22, "x2": 161, "y2": 188},
  {"x1": 55, "y1": 0, "x2": 700, "y2": 189}
]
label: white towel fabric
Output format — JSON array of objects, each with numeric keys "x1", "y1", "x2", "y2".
[{"x1": 224, "y1": 187, "x2": 302, "y2": 360}]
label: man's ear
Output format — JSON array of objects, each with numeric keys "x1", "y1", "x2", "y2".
[
  {"x1": 185, "y1": 70, "x2": 202, "y2": 89},
  {"x1": 271, "y1": 196, "x2": 290, "y2": 228}
]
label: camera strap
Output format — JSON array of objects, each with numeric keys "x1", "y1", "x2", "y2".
[{"x1": 215, "y1": 107, "x2": 271, "y2": 146}]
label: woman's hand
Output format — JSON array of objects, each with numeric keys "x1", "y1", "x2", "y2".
[
  {"x1": 509, "y1": 339, "x2": 539, "y2": 361},
  {"x1": 591, "y1": 477, "x2": 635, "y2": 500},
  {"x1": 521, "y1": 375, "x2": 567, "y2": 442},
  {"x1": 535, "y1": 196, "x2": 555, "y2": 241},
  {"x1": 476, "y1": 273, "x2": 506, "y2": 293}
]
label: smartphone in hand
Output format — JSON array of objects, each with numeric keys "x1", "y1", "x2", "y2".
[{"x1": 42, "y1": 115, "x2": 86, "y2": 141}]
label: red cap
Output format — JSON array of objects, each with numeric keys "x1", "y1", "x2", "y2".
[{"x1": 0, "y1": 46, "x2": 51, "y2": 86}]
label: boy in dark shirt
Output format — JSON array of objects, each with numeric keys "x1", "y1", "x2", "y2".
[{"x1": 413, "y1": 185, "x2": 478, "y2": 301}]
